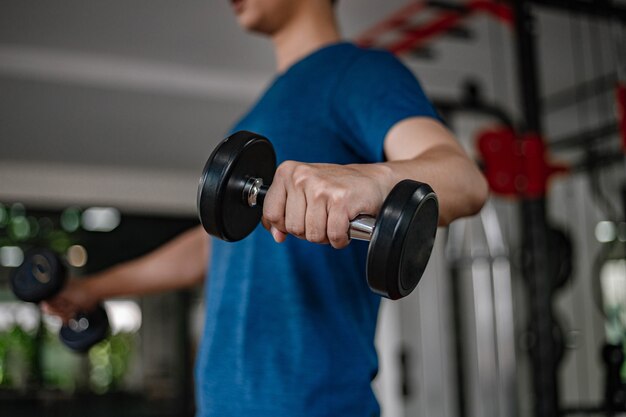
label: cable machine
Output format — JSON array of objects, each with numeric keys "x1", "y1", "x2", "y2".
[{"x1": 356, "y1": 1, "x2": 626, "y2": 416}]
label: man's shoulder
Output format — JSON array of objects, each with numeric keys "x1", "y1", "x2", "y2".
[
  {"x1": 314, "y1": 42, "x2": 403, "y2": 73},
  {"x1": 338, "y1": 44, "x2": 411, "y2": 79}
]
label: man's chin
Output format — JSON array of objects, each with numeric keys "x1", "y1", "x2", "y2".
[{"x1": 237, "y1": 17, "x2": 273, "y2": 35}]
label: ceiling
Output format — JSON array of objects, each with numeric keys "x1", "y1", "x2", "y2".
[{"x1": 1, "y1": 0, "x2": 425, "y2": 172}]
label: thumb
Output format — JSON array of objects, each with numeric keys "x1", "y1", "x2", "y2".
[{"x1": 270, "y1": 226, "x2": 287, "y2": 243}]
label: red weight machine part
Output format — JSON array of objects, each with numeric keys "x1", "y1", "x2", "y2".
[
  {"x1": 477, "y1": 127, "x2": 569, "y2": 198},
  {"x1": 356, "y1": 0, "x2": 513, "y2": 55}
]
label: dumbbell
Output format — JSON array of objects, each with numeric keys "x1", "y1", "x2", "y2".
[
  {"x1": 197, "y1": 131, "x2": 439, "y2": 300},
  {"x1": 10, "y1": 248, "x2": 109, "y2": 352}
]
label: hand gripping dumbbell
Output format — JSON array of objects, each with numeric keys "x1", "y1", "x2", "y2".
[
  {"x1": 10, "y1": 248, "x2": 109, "y2": 352},
  {"x1": 197, "y1": 131, "x2": 439, "y2": 300}
]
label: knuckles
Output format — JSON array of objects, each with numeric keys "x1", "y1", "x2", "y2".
[
  {"x1": 291, "y1": 164, "x2": 314, "y2": 187},
  {"x1": 263, "y1": 206, "x2": 282, "y2": 224},
  {"x1": 274, "y1": 160, "x2": 298, "y2": 179},
  {"x1": 328, "y1": 189, "x2": 349, "y2": 207},
  {"x1": 285, "y1": 221, "x2": 305, "y2": 237},
  {"x1": 267, "y1": 162, "x2": 358, "y2": 246}
]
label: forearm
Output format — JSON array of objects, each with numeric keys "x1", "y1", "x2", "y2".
[
  {"x1": 378, "y1": 117, "x2": 488, "y2": 225},
  {"x1": 373, "y1": 146, "x2": 488, "y2": 225},
  {"x1": 84, "y1": 225, "x2": 210, "y2": 300}
]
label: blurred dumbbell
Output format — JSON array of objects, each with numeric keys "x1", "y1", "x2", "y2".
[{"x1": 10, "y1": 248, "x2": 109, "y2": 352}]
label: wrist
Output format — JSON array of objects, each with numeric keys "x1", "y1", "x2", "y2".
[
  {"x1": 358, "y1": 162, "x2": 397, "y2": 195},
  {"x1": 80, "y1": 273, "x2": 108, "y2": 304}
]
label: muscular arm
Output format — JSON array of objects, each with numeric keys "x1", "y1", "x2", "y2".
[
  {"x1": 381, "y1": 117, "x2": 488, "y2": 225},
  {"x1": 42, "y1": 225, "x2": 210, "y2": 321},
  {"x1": 262, "y1": 117, "x2": 488, "y2": 248}
]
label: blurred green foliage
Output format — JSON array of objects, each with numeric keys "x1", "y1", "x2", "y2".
[
  {"x1": 0, "y1": 323, "x2": 135, "y2": 394},
  {"x1": 89, "y1": 333, "x2": 135, "y2": 394},
  {"x1": 0, "y1": 326, "x2": 37, "y2": 389}
]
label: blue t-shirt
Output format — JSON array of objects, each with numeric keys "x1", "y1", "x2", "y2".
[{"x1": 196, "y1": 42, "x2": 439, "y2": 417}]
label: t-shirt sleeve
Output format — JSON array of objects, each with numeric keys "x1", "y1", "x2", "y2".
[{"x1": 331, "y1": 49, "x2": 440, "y2": 162}]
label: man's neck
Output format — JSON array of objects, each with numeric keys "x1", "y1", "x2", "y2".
[{"x1": 271, "y1": 4, "x2": 341, "y2": 73}]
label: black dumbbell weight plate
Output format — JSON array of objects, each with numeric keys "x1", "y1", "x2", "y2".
[
  {"x1": 10, "y1": 248, "x2": 66, "y2": 303},
  {"x1": 367, "y1": 180, "x2": 438, "y2": 300},
  {"x1": 197, "y1": 131, "x2": 276, "y2": 242},
  {"x1": 60, "y1": 305, "x2": 109, "y2": 353},
  {"x1": 548, "y1": 227, "x2": 573, "y2": 290}
]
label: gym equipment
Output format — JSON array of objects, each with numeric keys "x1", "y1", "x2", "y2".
[
  {"x1": 602, "y1": 343, "x2": 626, "y2": 411},
  {"x1": 10, "y1": 248, "x2": 109, "y2": 353},
  {"x1": 446, "y1": 201, "x2": 517, "y2": 417},
  {"x1": 197, "y1": 131, "x2": 439, "y2": 300},
  {"x1": 547, "y1": 227, "x2": 573, "y2": 290},
  {"x1": 521, "y1": 226, "x2": 573, "y2": 290}
]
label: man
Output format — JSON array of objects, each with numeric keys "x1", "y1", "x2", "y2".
[{"x1": 43, "y1": 0, "x2": 488, "y2": 415}]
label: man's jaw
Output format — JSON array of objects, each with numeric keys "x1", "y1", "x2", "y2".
[{"x1": 231, "y1": 0, "x2": 245, "y2": 14}]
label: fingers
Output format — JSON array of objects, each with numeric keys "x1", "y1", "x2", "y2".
[
  {"x1": 39, "y1": 280, "x2": 96, "y2": 325},
  {"x1": 261, "y1": 216, "x2": 287, "y2": 243},
  {"x1": 284, "y1": 186, "x2": 306, "y2": 239},
  {"x1": 263, "y1": 163, "x2": 289, "y2": 242},
  {"x1": 265, "y1": 161, "x2": 325, "y2": 243},
  {"x1": 41, "y1": 300, "x2": 74, "y2": 324},
  {"x1": 262, "y1": 161, "x2": 358, "y2": 246},
  {"x1": 304, "y1": 189, "x2": 329, "y2": 244},
  {"x1": 271, "y1": 226, "x2": 287, "y2": 243},
  {"x1": 327, "y1": 207, "x2": 350, "y2": 249}
]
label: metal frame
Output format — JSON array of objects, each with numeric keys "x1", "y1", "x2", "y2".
[
  {"x1": 355, "y1": 0, "x2": 513, "y2": 54},
  {"x1": 511, "y1": 0, "x2": 625, "y2": 416},
  {"x1": 529, "y1": 0, "x2": 626, "y2": 22},
  {"x1": 512, "y1": 1, "x2": 561, "y2": 416},
  {"x1": 446, "y1": 202, "x2": 518, "y2": 417}
]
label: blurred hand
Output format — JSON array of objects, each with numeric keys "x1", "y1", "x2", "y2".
[
  {"x1": 41, "y1": 278, "x2": 100, "y2": 324},
  {"x1": 261, "y1": 161, "x2": 392, "y2": 249}
]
